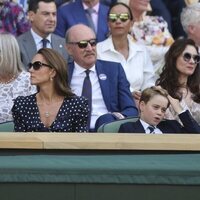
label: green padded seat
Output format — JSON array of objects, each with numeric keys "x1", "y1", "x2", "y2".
[{"x1": 0, "y1": 121, "x2": 14, "y2": 132}]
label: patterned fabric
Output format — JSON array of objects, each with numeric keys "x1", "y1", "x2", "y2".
[
  {"x1": 0, "y1": 1, "x2": 30, "y2": 36},
  {"x1": 12, "y1": 94, "x2": 89, "y2": 132},
  {"x1": 0, "y1": 71, "x2": 36, "y2": 123}
]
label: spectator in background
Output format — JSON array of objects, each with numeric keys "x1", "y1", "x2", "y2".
[
  {"x1": 129, "y1": 0, "x2": 174, "y2": 76},
  {"x1": 55, "y1": 0, "x2": 109, "y2": 42},
  {"x1": 0, "y1": 33, "x2": 36, "y2": 123},
  {"x1": 156, "y1": 38, "x2": 200, "y2": 125},
  {"x1": 150, "y1": 0, "x2": 186, "y2": 39},
  {"x1": 66, "y1": 24, "x2": 138, "y2": 131},
  {"x1": 17, "y1": 0, "x2": 69, "y2": 69},
  {"x1": 181, "y1": 2, "x2": 200, "y2": 49},
  {"x1": 97, "y1": 2, "x2": 155, "y2": 107},
  {"x1": 0, "y1": 0, "x2": 30, "y2": 36},
  {"x1": 119, "y1": 86, "x2": 200, "y2": 133},
  {"x1": 12, "y1": 48, "x2": 89, "y2": 132}
]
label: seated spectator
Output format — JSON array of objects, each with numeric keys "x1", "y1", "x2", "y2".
[
  {"x1": 119, "y1": 86, "x2": 200, "y2": 133},
  {"x1": 17, "y1": 0, "x2": 69, "y2": 69},
  {"x1": 97, "y1": 2, "x2": 155, "y2": 107},
  {"x1": 181, "y1": 2, "x2": 200, "y2": 49},
  {"x1": 55, "y1": 0, "x2": 109, "y2": 42},
  {"x1": 12, "y1": 48, "x2": 89, "y2": 132},
  {"x1": 0, "y1": 33, "x2": 36, "y2": 123},
  {"x1": 156, "y1": 38, "x2": 200, "y2": 124},
  {"x1": 129, "y1": 0, "x2": 174, "y2": 76},
  {"x1": 66, "y1": 24, "x2": 138, "y2": 131},
  {"x1": 0, "y1": 0, "x2": 30, "y2": 36}
]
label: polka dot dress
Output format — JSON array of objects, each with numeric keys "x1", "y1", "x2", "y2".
[{"x1": 12, "y1": 94, "x2": 89, "y2": 132}]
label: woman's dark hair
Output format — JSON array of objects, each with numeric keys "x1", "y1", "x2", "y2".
[
  {"x1": 156, "y1": 38, "x2": 200, "y2": 103},
  {"x1": 37, "y1": 48, "x2": 74, "y2": 98},
  {"x1": 107, "y1": 2, "x2": 133, "y2": 21}
]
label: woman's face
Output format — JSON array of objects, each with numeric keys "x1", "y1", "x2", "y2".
[
  {"x1": 108, "y1": 4, "x2": 133, "y2": 37},
  {"x1": 176, "y1": 45, "x2": 199, "y2": 78},
  {"x1": 29, "y1": 54, "x2": 55, "y2": 86},
  {"x1": 129, "y1": 0, "x2": 150, "y2": 13}
]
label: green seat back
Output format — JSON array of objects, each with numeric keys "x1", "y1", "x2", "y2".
[
  {"x1": 0, "y1": 121, "x2": 14, "y2": 132},
  {"x1": 97, "y1": 117, "x2": 138, "y2": 133}
]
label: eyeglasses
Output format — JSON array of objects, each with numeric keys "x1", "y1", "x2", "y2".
[
  {"x1": 67, "y1": 39, "x2": 97, "y2": 49},
  {"x1": 183, "y1": 52, "x2": 200, "y2": 64},
  {"x1": 28, "y1": 61, "x2": 53, "y2": 70},
  {"x1": 108, "y1": 13, "x2": 130, "y2": 23}
]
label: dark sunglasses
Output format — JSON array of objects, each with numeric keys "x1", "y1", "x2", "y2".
[
  {"x1": 108, "y1": 13, "x2": 130, "y2": 23},
  {"x1": 68, "y1": 39, "x2": 97, "y2": 49},
  {"x1": 28, "y1": 61, "x2": 53, "y2": 70},
  {"x1": 183, "y1": 52, "x2": 200, "y2": 64}
]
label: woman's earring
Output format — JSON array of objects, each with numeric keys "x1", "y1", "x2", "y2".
[{"x1": 50, "y1": 77, "x2": 53, "y2": 81}]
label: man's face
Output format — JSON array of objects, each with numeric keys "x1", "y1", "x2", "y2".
[
  {"x1": 66, "y1": 26, "x2": 97, "y2": 69},
  {"x1": 139, "y1": 95, "x2": 168, "y2": 126},
  {"x1": 188, "y1": 22, "x2": 200, "y2": 47},
  {"x1": 29, "y1": 2, "x2": 56, "y2": 38}
]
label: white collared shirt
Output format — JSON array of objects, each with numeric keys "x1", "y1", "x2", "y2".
[
  {"x1": 31, "y1": 29, "x2": 52, "y2": 50},
  {"x1": 140, "y1": 119, "x2": 163, "y2": 134},
  {"x1": 70, "y1": 63, "x2": 108, "y2": 129},
  {"x1": 97, "y1": 35, "x2": 155, "y2": 92}
]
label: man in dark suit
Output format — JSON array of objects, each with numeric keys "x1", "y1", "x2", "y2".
[
  {"x1": 119, "y1": 87, "x2": 200, "y2": 133},
  {"x1": 17, "y1": 0, "x2": 68, "y2": 69},
  {"x1": 55, "y1": 0, "x2": 109, "y2": 42},
  {"x1": 66, "y1": 24, "x2": 138, "y2": 131}
]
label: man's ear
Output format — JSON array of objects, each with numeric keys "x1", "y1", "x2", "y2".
[
  {"x1": 139, "y1": 101, "x2": 145, "y2": 113},
  {"x1": 28, "y1": 11, "x2": 35, "y2": 23},
  {"x1": 65, "y1": 44, "x2": 72, "y2": 56},
  {"x1": 188, "y1": 24, "x2": 195, "y2": 34}
]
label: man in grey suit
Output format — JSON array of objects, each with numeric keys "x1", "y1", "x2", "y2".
[{"x1": 17, "y1": 0, "x2": 68, "y2": 69}]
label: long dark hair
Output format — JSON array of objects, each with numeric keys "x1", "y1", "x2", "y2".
[{"x1": 156, "y1": 38, "x2": 200, "y2": 103}]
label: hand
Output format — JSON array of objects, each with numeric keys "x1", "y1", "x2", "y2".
[
  {"x1": 112, "y1": 112, "x2": 125, "y2": 119},
  {"x1": 132, "y1": 90, "x2": 141, "y2": 101},
  {"x1": 167, "y1": 95, "x2": 183, "y2": 114}
]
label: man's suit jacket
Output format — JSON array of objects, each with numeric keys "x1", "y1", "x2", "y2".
[
  {"x1": 17, "y1": 31, "x2": 69, "y2": 69},
  {"x1": 55, "y1": 0, "x2": 109, "y2": 42},
  {"x1": 119, "y1": 110, "x2": 200, "y2": 133},
  {"x1": 68, "y1": 60, "x2": 138, "y2": 117}
]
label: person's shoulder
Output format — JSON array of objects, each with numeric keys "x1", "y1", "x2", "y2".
[
  {"x1": 14, "y1": 94, "x2": 36, "y2": 105},
  {"x1": 97, "y1": 59, "x2": 121, "y2": 66},
  {"x1": 17, "y1": 30, "x2": 31, "y2": 40},
  {"x1": 51, "y1": 33, "x2": 65, "y2": 41},
  {"x1": 64, "y1": 95, "x2": 88, "y2": 104},
  {"x1": 58, "y1": 0, "x2": 80, "y2": 11}
]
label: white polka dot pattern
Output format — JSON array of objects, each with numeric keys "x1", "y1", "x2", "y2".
[{"x1": 12, "y1": 94, "x2": 89, "y2": 132}]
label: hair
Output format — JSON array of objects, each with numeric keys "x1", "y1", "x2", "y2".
[
  {"x1": 181, "y1": 3, "x2": 200, "y2": 34},
  {"x1": 37, "y1": 48, "x2": 74, "y2": 97},
  {"x1": 108, "y1": 2, "x2": 133, "y2": 21},
  {"x1": 0, "y1": 32, "x2": 23, "y2": 76},
  {"x1": 156, "y1": 38, "x2": 200, "y2": 103},
  {"x1": 28, "y1": 0, "x2": 55, "y2": 12},
  {"x1": 140, "y1": 86, "x2": 170, "y2": 107}
]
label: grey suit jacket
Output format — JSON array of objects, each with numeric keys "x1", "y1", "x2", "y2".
[{"x1": 17, "y1": 31, "x2": 69, "y2": 69}]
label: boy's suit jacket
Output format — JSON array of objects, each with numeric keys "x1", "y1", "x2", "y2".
[
  {"x1": 17, "y1": 31, "x2": 69, "y2": 69},
  {"x1": 68, "y1": 60, "x2": 138, "y2": 117},
  {"x1": 55, "y1": 0, "x2": 109, "y2": 42},
  {"x1": 119, "y1": 110, "x2": 200, "y2": 133}
]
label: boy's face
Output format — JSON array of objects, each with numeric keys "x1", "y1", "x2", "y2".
[{"x1": 139, "y1": 95, "x2": 168, "y2": 126}]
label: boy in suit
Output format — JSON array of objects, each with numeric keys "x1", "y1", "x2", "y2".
[{"x1": 119, "y1": 86, "x2": 200, "y2": 133}]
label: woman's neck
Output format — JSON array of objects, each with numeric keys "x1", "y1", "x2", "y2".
[{"x1": 132, "y1": 10, "x2": 144, "y2": 22}]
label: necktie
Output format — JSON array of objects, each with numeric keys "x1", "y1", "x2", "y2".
[
  {"x1": 41, "y1": 38, "x2": 49, "y2": 48},
  {"x1": 85, "y1": 8, "x2": 96, "y2": 33},
  {"x1": 81, "y1": 70, "x2": 92, "y2": 128},
  {"x1": 148, "y1": 126, "x2": 155, "y2": 134}
]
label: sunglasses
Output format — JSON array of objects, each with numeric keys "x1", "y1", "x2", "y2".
[
  {"x1": 28, "y1": 61, "x2": 53, "y2": 70},
  {"x1": 68, "y1": 39, "x2": 97, "y2": 49},
  {"x1": 108, "y1": 13, "x2": 130, "y2": 23},
  {"x1": 183, "y1": 52, "x2": 200, "y2": 64}
]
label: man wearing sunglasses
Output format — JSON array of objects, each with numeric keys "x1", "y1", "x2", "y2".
[
  {"x1": 55, "y1": 0, "x2": 109, "y2": 42},
  {"x1": 66, "y1": 24, "x2": 138, "y2": 132},
  {"x1": 17, "y1": 0, "x2": 69, "y2": 69}
]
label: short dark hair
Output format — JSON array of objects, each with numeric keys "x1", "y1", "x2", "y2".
[{"x1": 28, "y1": 0, "x2": 55, "y2": 12}]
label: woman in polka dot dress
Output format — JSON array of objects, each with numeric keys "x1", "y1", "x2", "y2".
[{"x1": 12, "y1": 48, "x2": 89, "y2": 132}]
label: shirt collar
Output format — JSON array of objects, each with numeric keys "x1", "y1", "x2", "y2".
[
  {"x1": 31, "y1": 29, "x2": 52, "y2": 45},
  {"x1": 140, "y1": 119, "x2": 156, "y2": 131},
  {"x1": 74, "y1": 62, "x2": 96, "y2": 74},
  {"x1": 82, "y1": 2, "x2": 99, "y2": 13}
]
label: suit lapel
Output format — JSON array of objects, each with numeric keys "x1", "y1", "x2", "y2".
[
  {"x1": 95, "y1": 61, "x2": 111, "y2": 111},
  {"x1": 68, "y1": 62, "x2": 74, "y2": 84},
  {"x1": 24, "y1": 31, "x2": 37, "y2": 62},
  {"x1": 133, "y1": 120, "x2": 146, "y2": 133}
]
